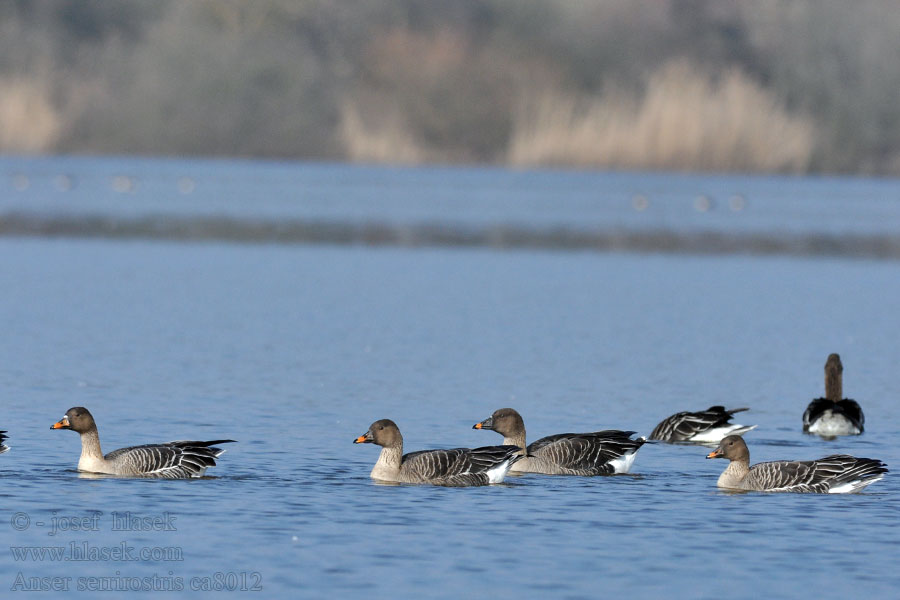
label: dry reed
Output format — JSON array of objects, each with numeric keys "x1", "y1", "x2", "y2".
[
  {"x1": 338, "y1": 98, "x2": 428, "y2": 165},
  {"x1": 0, "y1": 77, "x2": 62, "y2": 154},
  {"x1": 507, "y1": 61, "x2": 815, "y2": 173}
]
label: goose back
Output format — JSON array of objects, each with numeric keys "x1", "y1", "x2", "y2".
[{"x1": 650, "y1": 406, "x2": 755, "y2": 442}]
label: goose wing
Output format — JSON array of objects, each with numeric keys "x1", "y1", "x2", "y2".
[
  {"x1": 747, "y1": 459, "x2": 826, "y2": 492},
  {"x1": 748, "y1": 455, "x2": 886, "y2": 493},
  {"x1": 812, "y1": 454, "x2": 886, "y2": 492},
  {"x1": 0, "y1": 430, "x2": 8, "y2": 454},
  {"x1": 527, "y1": 430, "x2": 643, "y2": 474},
  {"x1": 104, "y1": 440, "x2": 235, "y2": 479},
  {"x1": 650, "y1": 406, "x2": 749, "y2": 441},
  {"x1": 401, "y1": 445, "x2": 520, "y2": 486}
]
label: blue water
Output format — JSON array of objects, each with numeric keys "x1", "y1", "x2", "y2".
[{"x1": 1, "y1": 157, "x2": 898, "y2": 598}]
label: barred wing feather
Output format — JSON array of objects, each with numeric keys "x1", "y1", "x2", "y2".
[
  {"x1": 748, "y1": 455, "x2": 887, "y2": 493},
  {"x1": 104, "y1": 440, "x2": 235, "y2": 479},
  {"x1": 527, "y1": 430, "x2": 644, "y2": 475},
  {"x1": 650, "y1": 406, "x2": 751, "y2": 442},
  {"x1": 401, "y1": 445, "x2": 521, "y2": 486}
]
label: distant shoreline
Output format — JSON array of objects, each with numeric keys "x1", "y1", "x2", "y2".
[{"x1": 3, "y1": 212, "x2": 899, "y2": 260}]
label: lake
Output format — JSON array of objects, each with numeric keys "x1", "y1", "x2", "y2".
[{"x1": 1, "y1": 156, "x2": 898, "y2": 598}]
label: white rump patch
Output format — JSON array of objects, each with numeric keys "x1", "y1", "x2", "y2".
[
  {"x1": 808, "y1": 412, "x2": 860, "y2": 436},
  {"x1": 609, "y1": 445, "x2": 643, "y2": 474},
  {"x1": 487, "y1": 460, "x2": 512, "y2": 484}
]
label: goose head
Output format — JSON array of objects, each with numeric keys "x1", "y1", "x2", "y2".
[
  {"x1": 51, "y1": 407, "x2": 97, "y2": 434},
  {"x1": 707, "y1": 434, "x2": 750, "y2": 462},
  {"x1": 354, "y1": 419, "x2": 403, "y2": 448},
  {"x1": 473, "y1": 407, "x2": 525, "y2": 437}
]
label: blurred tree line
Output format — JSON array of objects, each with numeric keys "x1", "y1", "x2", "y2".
[{"x1": 1, "y1": 0, "x2": 898, "y2": 174}]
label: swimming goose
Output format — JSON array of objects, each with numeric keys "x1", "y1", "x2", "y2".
[
  {"x1": 707, "y1": 434, "x2": 887, "y2": 493},
  {"x1": 51, "y1": 407, "x2": 234, "y2": 478},
  {"x1": 649, "y1": 406, "x2": 756, "y2": 443},
  {"x1": 473, "y1": 408, "x2": 645, "y2": 475},
  {"x1": 803, "y1": 354, "x2": 864, "y2": 436},
  {"x1": 0, "y1": 430, "x2": 8, "y2": 454},
  {"x1": 353, "y1": 419, "x2": 521, "y2": 486}
]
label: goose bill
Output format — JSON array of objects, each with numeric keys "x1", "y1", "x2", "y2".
[
  {"x1": 51, "y1": 417, "x2": 70, "y2": 430},
  {"x1": 473, "y1": 417, "x2": 493, "y2": 430},
  {"x1": 354, "y1": 432, "x2": 372, "y2": 444},
  {"x1": 707, "y1": 448, "x2": 723, "y2": 459}
]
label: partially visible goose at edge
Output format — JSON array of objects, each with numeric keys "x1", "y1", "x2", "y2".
[
  {"x1": 803, "y1": 353, "x2": 864, "y2": 437},
  {"x1": 649, "y1": 406, "x2": 756, "y2": 443},
  {"x1": 51, "y1": 407, "x2": 234, "y2": 478},
  {"x1": 353, "y1": 419, "x2": 521, "y2": 486},
  {"x1": 473, "y1": 408, "x2": 645, "y2": 475},
  {"x1": 0, "y1": 430, "x2": 8, "y2": 454},
  {"x1": 707, "y1": 434, "x2": 887, "y2": 493}
]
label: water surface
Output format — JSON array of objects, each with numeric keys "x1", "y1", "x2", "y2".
[{"x1": 1, "y1": 158, "x2": 898, "y2": 598}]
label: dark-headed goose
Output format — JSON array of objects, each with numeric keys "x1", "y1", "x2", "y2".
[
  {"x1": 0, "y1": 430, "x2": 8, "y2": 454},
  {"x1": 707, "y1": 434, "x2": 887, "y2": 493},
  {"x1": 353, "y1": 419, "x2": 521, "y2": 486},
  {"x1": 803, "y1": 353, "x2": 864, "y2": 437},
  {"x1": 51, "y1": 407, "x2": 234, "y2": 478},
  {"x1": 473, "y1": 408, "x2": 645, "y2": 475},
  {"x1": 650, "y1": 406, "x2": 756, "y2": 443}
]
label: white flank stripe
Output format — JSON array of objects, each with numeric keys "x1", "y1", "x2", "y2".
[
  {"x1": 828, "y1": 475, "x2": 884, "y2": 494},
  {"x1": 689, "y1": 424, "x2": 757, "y2": 443}
]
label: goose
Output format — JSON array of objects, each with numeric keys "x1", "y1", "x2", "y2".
[
  {"x1": 0, "y1": 430, "x2": 8, "y2": 454},
  {"x1": 803, "y1": 353, "x2": 864, "y2": 436},
  {"x1": 706, "y1": 434, "x2": 887, "y2": 493},
  {"x1": 473, "y1": 408, "x2": 645, "y2": 475},
  {"x1": 353, "y1": 419, "x2": 521, "y2": 486},
  {"x1": 649, "y1": 406, "x2": 756, "y2": 443},
  {"x1": 51, "y1": 407, "x2": 234, "y2": 478}
]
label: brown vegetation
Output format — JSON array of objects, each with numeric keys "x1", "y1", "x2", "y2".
[
  {"x1": 508, "y1": 61, "x2": 814, "y2": 173},
  {"x1": 0, "y1": 77, "x2": 62, "y2": 153},
  {"x1": 0, "y1": 0, "x2": 898, "y2": 174}
]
